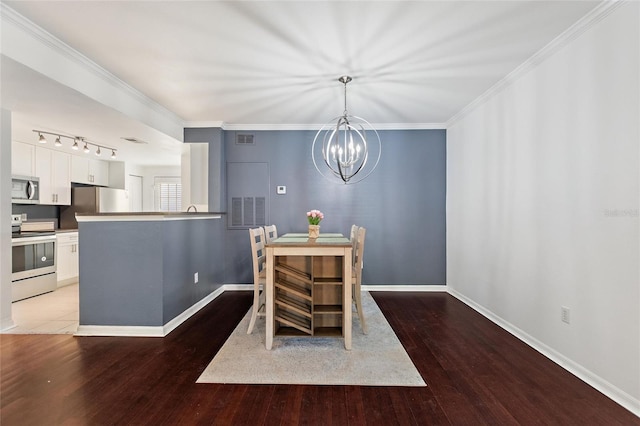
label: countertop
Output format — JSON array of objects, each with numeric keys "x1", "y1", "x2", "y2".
[{"x1": 75, "y1": 212, "x2": 226, "y2": 223}]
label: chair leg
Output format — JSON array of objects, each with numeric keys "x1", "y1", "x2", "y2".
[
  {"x1": 353, "y1": 286, "x2": 368, "y2": 334},
  {"x1": 247, "y1": 284, "x2": 262, "y2": 334}
]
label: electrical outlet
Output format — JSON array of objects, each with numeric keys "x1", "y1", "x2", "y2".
[
  {"x1": 561, "y1": 306, "x2": 570, "y2": 324},
  {"x1": 194, "y1": 272, "x2": 199, "y2": 284}
]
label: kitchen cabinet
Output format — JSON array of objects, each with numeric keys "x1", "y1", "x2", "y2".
[
  {"x1": 12, "y1": 142, "x2": 36, "y2": 177},
  {"x1": 56, "y1": 232, "x2": 79, "y2": 287},
  {"x1": 71, "y1": 155, "x2": 109, "y2": 186},
  {"x1": 35, "y1": 147, "x2": 71, "y2": 205}
]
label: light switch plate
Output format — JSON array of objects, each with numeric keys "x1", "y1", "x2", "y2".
[{"x1": 276, "y1": 185, "x2": 286, "y2": 195}]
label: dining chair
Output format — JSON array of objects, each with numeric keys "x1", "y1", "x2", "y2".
[
  {"x1": 349, "y1": 224, "x2": 359, "y2": 266},
  {"x1": 247, "y1": 227, "x2": 267, "y2": 334},
  {"x1": 352, "y1": 226, "x2": 368, "y2": 334},
  {"x1": 263, "y1": 224, "x2": 278, "y2": 244}
]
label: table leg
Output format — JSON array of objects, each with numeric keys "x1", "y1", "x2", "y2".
[
  {"x1": 266, "y1": 247, "x2": 274, "y2": 350},
  {"x1": 343, "y1": 247, "x2": 352, "y2": 350}
]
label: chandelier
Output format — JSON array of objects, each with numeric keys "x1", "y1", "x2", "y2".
[
  {"x1": 312, "y1": 76, "x2": 381, "y2": 184},
  {"x1": 34, "y1": 129, "x2": 118, "y2": 159}
]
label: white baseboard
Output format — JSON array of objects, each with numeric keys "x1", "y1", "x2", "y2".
[
  {"x1": 57, "y1": 278, "x2": 79, "y2": 288},
  {"x1": 223, "y1": 283, "x2": 253, "y2": 291},
  {"x1": 76, "y1": 285, "x2": 228, "y2": 338},
  {"x1": 72, "y1": 284, "x2": 444, "y2": 337},
  {"x1": 363, "y1": 284, "x2": 447, "y2": 292},
  {"x1": 447, "y1": 288, "x2": 640, "y2": 418},
  {"x1": 162, "y1": 286, "x2": 226, "y2": 335},
  {"x1": 75, "y1": 325, "x2": 165, "y2": 337},
  {"x1": 0, "y1": 317, "x2": 16, "y2": 332}
]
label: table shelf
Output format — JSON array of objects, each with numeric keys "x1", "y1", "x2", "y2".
[
  {"x1": 274, "y1": 279, "x2": 312, "y2": 301},
  {"x1": 314, "y1": 277, "x2": 343, "y2": 285},
  {"x1": 275, "y1": 309, "x2": 312, "y2": 335},
  {"x1": 275, "y1": 263, "x2": 312, "y2": 283},
  {"x1": 275, "y1": 294, "x2": 312, "y2": 318},
  {"x1": 314, "y1": 304, "x2": 342, "y2": 314}
]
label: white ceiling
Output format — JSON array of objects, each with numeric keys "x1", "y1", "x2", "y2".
[{"x1": 2, "y1": 1, "x2": 600, "y2": 166}]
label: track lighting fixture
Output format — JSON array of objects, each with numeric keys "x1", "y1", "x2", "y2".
[{"x1": 32, "y1": 130, "x2": 118, "y2": 159}]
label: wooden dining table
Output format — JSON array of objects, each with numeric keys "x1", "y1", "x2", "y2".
[{"x1": 265, "y1": 233, "x2": 353, "y2": 350}]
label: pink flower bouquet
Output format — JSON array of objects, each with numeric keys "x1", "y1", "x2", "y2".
[{"x1": 306, "y1": 209, "x2": 324, "y2": 225}]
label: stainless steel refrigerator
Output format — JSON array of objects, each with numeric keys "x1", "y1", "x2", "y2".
[{"x1": 60, "y1": 187, "x2": 130, "y2": 228}]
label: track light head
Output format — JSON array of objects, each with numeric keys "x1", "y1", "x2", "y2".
[
  {"x1": 38, "y1": 133, "x2": 47, "y2": 144},
  {"x1": 54, "y1": 136, "x2": 62, "y2": 147},
  {"x1": 83, "y1": 143, "x2": 90, "y2": 153}
]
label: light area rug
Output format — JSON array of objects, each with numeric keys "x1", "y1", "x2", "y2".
[{"x1": 197, "y1": 292, "x2": 426, "y2": 387}]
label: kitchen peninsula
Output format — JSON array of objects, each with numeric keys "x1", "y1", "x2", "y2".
[{"x1": 75, "y1": 212, "x2": 225, "y2": 337}]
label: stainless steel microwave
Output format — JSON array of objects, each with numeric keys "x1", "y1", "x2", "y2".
[{"x1": 11, "y1": 175, "x2": 40, "y2": 204}]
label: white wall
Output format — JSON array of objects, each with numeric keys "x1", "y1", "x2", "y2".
[
  {"x1": 136, "y1": 165, "x2": 181, "y2": 211},
  {"x1": 0, "y1": 110, "x2": 15, "y2": 330},
  {"x1": 447, "y1": 2, "x2": 639, "y2": 414},
  {"x1": 181, "y1": 143, "x2": 208, "y2": 212}
]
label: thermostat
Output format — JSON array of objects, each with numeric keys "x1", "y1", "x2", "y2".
[{"x1": 276, "y1": 185, "x2": 286, "y2": 195}]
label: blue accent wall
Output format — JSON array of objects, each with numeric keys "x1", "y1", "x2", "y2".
[{"x1": 186, "y1": 128, "x2": 446, "y2": 286}]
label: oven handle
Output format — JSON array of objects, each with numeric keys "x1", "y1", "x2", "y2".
[{"x1": 11, "y1": 236, "x2": 57, "y2": 246}]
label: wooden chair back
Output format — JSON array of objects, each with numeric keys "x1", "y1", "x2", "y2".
[
  {"x1": 350, "y1": 224, "x2": 359, "y2": 265},
  {"x1": 247, "y1": 227, "x2": 267, "y2": 334},
  {"x1": 263, "y1": 224, "x2": 278, "y2": 245},
  {"x1": 352, "y1": 226, "x2": 367, "y2": 334},
  {"x1": 353, "y1": 226, "x2": 366, "y2": 281},
  {"x1": 249, "y1": 227, "x2": 266, "y2": 283}
]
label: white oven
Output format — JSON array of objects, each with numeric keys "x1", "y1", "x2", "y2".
[{"x1": 11, "y1": 234, "x2": 57, "y2": 302}]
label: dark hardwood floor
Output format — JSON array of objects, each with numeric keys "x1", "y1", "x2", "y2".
[{"x1": 1, "y1": 291, "x2": 637, "y2": 425}]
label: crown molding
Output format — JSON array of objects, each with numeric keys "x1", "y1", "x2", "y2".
[
  {"x1": 185, "y1": 121, "x2": 447, "y2": 131},
  {"x1": 446, "y1": 0, "x2": 624, "y2": 128},
  {"x1": 1, "y1": 3, "x2": 185, "y2": 131}
]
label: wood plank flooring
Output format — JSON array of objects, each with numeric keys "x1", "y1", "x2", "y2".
[{"x1": 1, "y1": 291, "x2": 637, "y2": 425}]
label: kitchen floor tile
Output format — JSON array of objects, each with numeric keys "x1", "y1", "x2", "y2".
[{"x1": 2, "y1": 283, "x2": 79, "y2": 334}]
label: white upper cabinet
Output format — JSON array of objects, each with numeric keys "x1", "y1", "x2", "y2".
[
  {"x1": 12, "y1": 142, "x2": 35, "y2": 177},
  {"x1": 90, "y1": 158, "x2": 109, "y2": 186},
  {"x1": 35, "y1": 146, "x2": 71, "y2": 205},
  {"x1": 70, "y1": 155, "x2": 89, "y2": 183},
  {"x1": 71, "y1": 155, "x2": 109, "y2": 186}
]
